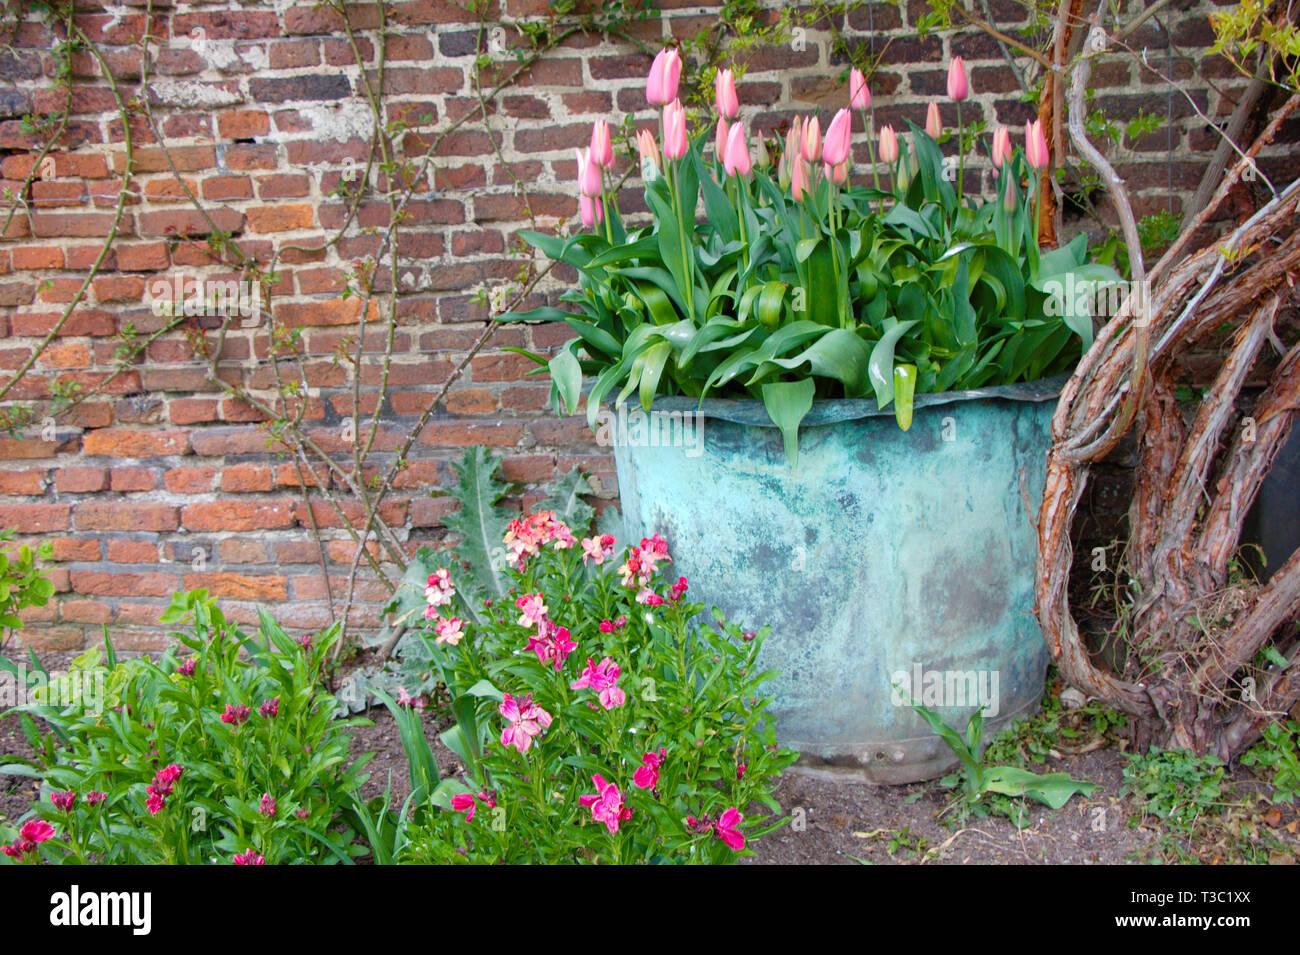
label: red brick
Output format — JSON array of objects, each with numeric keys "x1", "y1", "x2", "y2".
[
  {"x1": 168, "y1": 398, "x2": 220, "y2": 425},
  {"x1": 256, "y1": 173, "x2": 311, "y2": 199},
  {"x1": 182, "y1": 500, "x2": 296, "y2": 531},
  {"x1": 221, "y1": 464, "x2": 273, "y2": 492},
  {"x1": 218, "y1": 539, "x2": 269, "y2": 563},
  {"x1": 70, "y1": 571, "x2": 180, "y2": 597},
  {"x1": 217, "y1": 109, "x2": 271, "y2": 139},
  {"x1": 75, "y1": 500, "x2": 179, "y2": 531},
  {"x1": 108, "y1": 467, "x2": 158, "y2": 491},
  {"x1": 12, "y1": 246, "x2": 64, "y2": 270},
  {"x1": 49, "y1": 538, "x2": 101, "y2": 561},
  {"x1": 106, "y1": 540, "x2": 159, "y2": 563},
  {"x1": 163, "y1": 466, "x2": 218, "y2": 493},
  {"x1": 82, "y1": 429, "x2": 189, "y2": 458},
  {"x1": 201, "y1": 175, "x2": 254, "y2": 201},
  {"x1": 246, "y1": 203, "x2": 315, "y2": 233},
  {"x1": 181, "y1": 572, "x2": 288, "y2": 600},
  {"x1": 0, "y1": 503, "x2": 70, "y2": 531},
  {"x1": 55, "y1": 466, "x2": 108, "y2": 493},
  {"x1": 60, "y1": 600, "x2": 112, "y2": 624},
  {"x1": 116, "y1": 242, "x2": 170, "y2": 271},
  {"x1": 0, "y1": 469, "x2": 44, "y2": 494}
]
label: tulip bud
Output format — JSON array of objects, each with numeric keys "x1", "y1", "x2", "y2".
[
  {"x1": 850, "y1": 67, "x2": 870, "y2": 111},
  {"x1": 822, "y1": 108, "x2": 851, "y2": 167},
  {"x1": 991, "y1": 125, "x2": 1012, "y2": 167},
  {"x1": 590, "y1": 120, "x2": 614, "y2": 171},
  {"x1": 663, "y1": 99, "x2": 688, "y2": 161},
  {"x1": 575, "y1": 147, "x2": 602, "y2": 198},
  {"x1": 647, "y1": 48, "x2": 682, "y2": 107},
  {"x1": 801, "y1": 115, "x2": 821, "y2": 163},
  {"x1": 1002, "y1": 177, "x2": 1017, "y2": 213},
  {"x1": 579, "y1": 192, "x2": 604, "y2": 228},
  {"x1": 715, "y1": 67, "x2": 739, "y2": 120},
  {"x1": 947, "y1": 56, "x2": 968, "y2": 102},
  {"x1": 715, "y1": 117, "x2": 730, "y2": 160},
  {"x1": 791, "y1": 157, "x2": 809, "y2": 200},
  {"x1": 755, "y1": 134, "x2": 771, "y2": 169},
  {"x1": 1024, "y1": 118, "x2": 1050, "y2": 171},
  {"x1": 785, "y1": 119, "x2": 803, "y2": 166},
  {"x1": 723, "y1": 122, "x2": 752, "y2": 178},
  {"x1": 878, "y1": 124, "x2": 898, "y2": 164},
  {"x1": 925, "y1": 102, "x2": 942, "y2": 139},
  {"x1": 636, "y1": 127, "x2": 660, "y2": 173}
]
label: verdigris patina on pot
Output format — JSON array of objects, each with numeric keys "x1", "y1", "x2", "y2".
[{"x1": 611, "y1": 376, "x2": 1063, "y2": 784}]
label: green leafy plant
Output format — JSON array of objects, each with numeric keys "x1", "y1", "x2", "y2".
[
  {"x1": 907, "y1": 697, "x2": 1096, "y2": 820},
  {"x1": 504, "y1": 53, "x2": 1120, "y2": 461},
  {"x1": 1121, "y1": 747, "x2": 1225, "y2": 827},
  {"x1": 0, "y1": 528, "x2": 54, "y2": 652},
  {"x1": 1241, "y1": 720, "x2": 1300, "y2": 805},
  {"x1": 0, "y1": 591, "x2": 371, "y2": 865},
  {"x1": 367, "y1": 488, "x2": 796, "y2": 863}
]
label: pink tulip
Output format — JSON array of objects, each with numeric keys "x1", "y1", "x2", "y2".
[
  {"x1": 925, "y1": 101, "x2": 942, "y2": 139},
  {"x1": 991, "y1": 125, "x2": 1012, "y2": 166},
  {"x1": 715, "y1": 67, "x2": 739, "y2": 119},
  {"x1": 723, "y1": 121, "x2": 752, "y2": 177},
  {"x1": 715, "y1": 116, "x2": 730, "y2": 160},
  {"x1": 636, "y1": 127, "x2": 660, "y2": 169},
  {"x1": 822, "y1": 108, "x2": 851, "y2": 167},
  {"x1": 878, "y1": 124, "x2": 899, "y2": 163},
  {"x1": 824, "y1": 159, "x2": 849, "y2": 184},
  {"x1": 1025, "y1": 118, "x2": 1050, "y2": 170},
  {"x1": 646, "y1": 48, "x2": 681, "y2": 106},
  {"x1": 590, "y1": 119, "x2": 614, "y2": 171},
  {"x1": 790, "y1": 156, "x2": 810, "y2": 200},
  {"x1": 663, "y1": 99, "x2": 688, "y2": 160},
  {"x1": 947, "y1": 55, "x2": 968, "y2": 102},
  {"x1": 575, "y1": 147, "x2": 602, "y2": 198},
  {"x1": 850, "y1": 67, "x2": 870, "y2": 110},
  {"x1": 800, "y1": 115, "x2": 821, "y2": 163}
]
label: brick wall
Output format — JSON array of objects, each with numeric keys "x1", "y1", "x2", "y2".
[{"x1": 0, "y1": 0, "x2": 1286, "y2": 651}]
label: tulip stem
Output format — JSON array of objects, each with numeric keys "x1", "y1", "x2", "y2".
[
  {"x1": 862, "y1": 111, "x2": 882, "y2": 213},
  {"x1": 956, "y1": 101, "x2": 965, "y2": 206},
  {"x1": 669, "y1": 161, "x2": 694, "y2": 320}
]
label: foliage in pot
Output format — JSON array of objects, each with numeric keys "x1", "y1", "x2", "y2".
[{"x1": 503, "y1": 51, "x2": 1121, "y2": 461}]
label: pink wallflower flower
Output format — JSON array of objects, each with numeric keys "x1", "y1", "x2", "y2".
[
  {"x1": 581, "y1": 536, "x2": 608, "y2": 565},
  {"x1": 295, "y1": 807, "x2": 310, "y2": 820},
  {"x1": 156, "y1": 764, "x2": 184, "y2": 789},
  {"x1": 424, "y1": 568, "x2": 454, "y2": 608},
  {"x1": 715, "y1": 807, "x2": 745, "y2": 851},
  {"x1": 1, "y1": 843, "x2": 24, "y2": 858},
  {"x1": 233, "y1": 849, "x2": 264, "y2": 865},
  {"x1": 177, "y1": 659, "x2": 196, "y2": 677},
  {"x1": 617, "y1": 550, "x2": 645, "y2": 588},
  {"x1": 450, "y1": 792, "x2": 495, "y2": 823},
  {"x1": 670, "y1": 576, "x2": 689, "y2": 601},
  {"x1": 515, "y1": 593, "x2": 548, "y2": 629},
  {"x1": 146, "y1": 792, "x2": 166, "y2": 815},
  {"x1": 260, "y1": 793, "x2": 277, "y2": 818},
  {"x1": 570, "y1": 657, "x2": 626, "y2": 710},
  {"x1": 50, "y1": 790, "x2": 76, "y2": 812},
  {"x1": 20, "y1": 819, "x2": 54, "y2": 844},
  {"x1": 86, "y1": 791, "x2": 106, "y2": 806},
  {"x1": 435, "y1": 616, "x2": 466, "y2": 646},
  {"x1": 259, "y1": 697, "x2": 279, "y2": 719},
  {"x1": 221, "y1": 703, "x2": 250, "y2": 726},
  {"x1": 297, "y1": 633, "x2": 313, "y2": 650},
  {"x1": 686, "y1": 814, "x2": 713, "y2": 834},
  {"x1": 498, "y1": 692, "x2": 553, "y2": 753},
  {"x1": 578, "y1": 774, "x2": 632, "y2": 834},
  {"x1": 737, "y1": 763, "x2": 747, "y2": 779},
  {"x1": 636, "y1": 588, "x2": 665, "y2": 607},
  {"x1": 599, "y1": 619, "x2": 617, "y2": 634},
  {"x1": 395, "y1": 686, "x2": 427, "y2": 710},
  {"x1": 633, "y1": 748, "x2": 667, "y2": 790},
  {"x1": 525, "y1": 619, "x2": 576, "y2": 671}
]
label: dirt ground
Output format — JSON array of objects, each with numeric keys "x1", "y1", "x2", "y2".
[{"x1": 4, "y1": 649, "x2": 1298, "y2": 865}]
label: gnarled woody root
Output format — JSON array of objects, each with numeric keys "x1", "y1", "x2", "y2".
[{"x1": 1036, "y1": 95, "x2": 1300, "y2": 760}]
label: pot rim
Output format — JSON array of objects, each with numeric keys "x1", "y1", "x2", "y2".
[{"x1": 606, "y1": 372, "x2": 1068, "y2": 428}]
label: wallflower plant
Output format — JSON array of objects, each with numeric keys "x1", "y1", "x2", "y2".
[
  {"x1": 0, "y1": 592, "x2": 370, "y2": 865},
  {"x1": 504, "y1": 53, "x2": 1122, "y2": 462},
  {"x1": 353, "y1": 451, "x2": 796, "y2": 864}
]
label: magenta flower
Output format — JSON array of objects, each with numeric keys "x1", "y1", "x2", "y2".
[
  {"x1": 221, "y1": 703, "x2": 250, "y2": 727},
  {"x1": 86, "y1": 791, "x2": 106, "y2": 806},
  {"x1": 715, "y1": 807, "x2": 745, "y2": 851},
  {"x1": 849, "y1": 67, "x2": 870, "y2": 110},
  {"x1": 260, "y1": 793, "x2": 277, "y2": 818},
  {"x1": 646, "y1": 48, "x2": 681, "y2": 106},
  {"x1": 259, "y1": 697, "x2": 279, "y2": 719},
  {"x1": 822, "y1": 108, "x2": 852, "y2": 167},
  {"x1": 947, "y1": 55, "x2": 968, "y2": 101},
  {"x1": 145, "y1": 792, "x2": 166, "y2": 815},
  {"x1": 578, "y1": 774, "x2": 632, "y2": 834},
  {"x1": 50, "y1": 790, "x2": 76, "y2": 812},
  {"x1": 295, "y1": 807, "x2": 310, "y2": 820},
  {"x1": 451, "y1": 792, "x2": 477, "y2": 822},
  {"x1": 524, "y1": 619, "x2": 576, "y2": 671},
  {"x1": 670, "y1": 576, "x2": 689, "y2": 601},
  {"x1": 233, "y1": 849, "x2": 265, "y2": 865},
  {"x1": 20, "y1": 819, "x2": 54, "y2": 844},
  {"x1": 632, "y1": 748, "x2": 667, "y2": 790},
  {"x1": 177, "y1": 659, "x2": 196, "y2": 677},
  {"x1": 395, "y1": 686, "x2": 427, "y2": 710},
  {"x1": 570, "y1": 656, "x2": 626, "y2": 710},
  {"x1": 498, "y1": 692, "x2": 553, "y2": 753}
]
